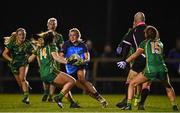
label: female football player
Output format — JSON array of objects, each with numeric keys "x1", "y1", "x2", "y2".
[
  {"x1": 3, "y1": 28, "x2": 34, "y2": 104},
  {"x1": 60, "y1": 28, "x2": 108, "y2": 108},
  {"x1": 36, "y1": 18, "x2": 80, "y2": 108},
  {"x1": 31, "y1": 31, "x2": 76, "y2": 108}
]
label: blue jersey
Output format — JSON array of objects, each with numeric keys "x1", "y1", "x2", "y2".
[{"x1": 61, "y1": 40, "x2": 88, "y2": 74}]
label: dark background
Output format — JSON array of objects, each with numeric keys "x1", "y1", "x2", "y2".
[
  {"x1": 0, "y1": 0, "x2": 179, "y2": 54},
  {"x1": 0, "y1": 0, "x2": 180, "y2": 94}
]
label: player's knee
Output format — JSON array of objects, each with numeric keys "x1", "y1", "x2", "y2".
[
  {"x1": 20, "y1": 77, "x2": 26, "y2": 83},
  {"x1": 68, "y1": 77, "x2": 76, "y2": 86},
  {"x1": 71, "y1": 78, "x2": 76, "y2": 85},
  {"x1": 142, "y1": 84, "x2": 151, "y2": 90},
  {"x1": 129, "y1": 81, "x2": 136, "y2": 87},
  {"x1": 78, "y1": 78, "x2": 86, "y2": 83}
]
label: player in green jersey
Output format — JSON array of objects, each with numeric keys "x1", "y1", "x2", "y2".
[
  {"x1": 118, "y1": 25, "x2": 179, "y2": 111},
  {"x1": 37, "y1": 17, "x2": 63, "y2": 102},
  {"x1": 32, "y1": 31, "x2": 76, "y2": 108},
  {"x1": 35, "y1": 18, "x2": 80, "y2": 108},
  {"x1": 2, "y1": 28, "x2": 35, "y2": 104}
]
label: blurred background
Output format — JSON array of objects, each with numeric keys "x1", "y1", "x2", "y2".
[{"x1": 0, "y1": 0, "x2": 180, "y2": 95}]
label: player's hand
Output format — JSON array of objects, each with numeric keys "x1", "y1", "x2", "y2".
[
  {"x1": 117, "y1": 60, "x2": 127, "y2": 69},
  {"x1": 67, "y1": 58, "x2": 78, "y2": 65},
  {"x1": 8, "y1": 59, "x2": 16, "y2": 67}
]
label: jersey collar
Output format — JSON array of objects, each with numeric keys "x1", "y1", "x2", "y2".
[{"x1": 136, "y1": 22, "x2": 145, "y2": 26}]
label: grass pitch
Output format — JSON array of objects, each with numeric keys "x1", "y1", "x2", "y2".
[{"x1": 0, "y1": 94, "x2": 179, "y2": 112}]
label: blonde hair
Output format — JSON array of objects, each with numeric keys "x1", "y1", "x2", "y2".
[
  {"x1": 16, "y1": 28, "x2": 26, "y2": 35},
  {"x1": 134, "y1": 12, "x2": 145, "y2": 23},
  {"x1": 69, "y1": 28, "x2": 82, "y2": 41},
  {"x1": 4, "y1": 28, "x2": 26, "y2": 45},
  {"x1": 47, "y1": 17, "x2": 57, "y2": 27}
]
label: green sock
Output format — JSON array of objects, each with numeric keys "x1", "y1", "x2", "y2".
[
  {"x1": 135, "y1": 94, "x2": 140, "y2": 99},
  {"x1": 49, "y1": 94, "x2": 52, "y2": 98},
  {"x1": 171, "y1": 101, "x2": 177, "y2": 106},
  {"x1": 127, "y1": 99, "x2": 132, "y2": 106},
  {"x1": 24, "y1": 91, "x2": 29, "y2": 97},
  {"x1": 57, "y1": 92, "x2": 65, "y2": 100}
]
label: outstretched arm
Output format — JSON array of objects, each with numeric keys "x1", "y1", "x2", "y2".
[
  {"x1": 126, "y1": 48, "x2": 144, "y2": 63},
  {"x1": 117, "y1": 48, "x2": 144, "y2": 69},
  {"x1": 51, "y1": 52, "x2": 67, "y2": 64}
]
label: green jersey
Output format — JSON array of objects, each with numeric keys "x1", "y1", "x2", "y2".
[
  {"x1": 53, "y1": 31, "x2": 64, "y2": 49},
  {"x1": 140, "y1": 39, "x2": 168, "y2": 74},
  {"x1": 37, "y1": 43, "x2": 60, "y2": 83},
  {"x1": 6, "y1": 40, "x2": 34, "y2": 63},
  {"x1": 5, "y1": 40, "x2": 34, "y2": 75},
  {"x1": 53, "y1": 31, "x2": 64, "y2": 70}
]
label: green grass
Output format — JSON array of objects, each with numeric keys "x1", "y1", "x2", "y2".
[{"x1": 0, "y1": 94, "x2": 179, "y2": 112}]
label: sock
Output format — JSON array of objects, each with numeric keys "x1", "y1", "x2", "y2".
[
  {"x1": 127, "y1": 99, "x2": 132, "y2": 106},
  {"x1": 94, "y1": 92, "x2": 100, "y2": 97},
  {"x1": 44, "y1": 90, "x2": 49, "y2": 95},
  {"x1": 94, "y1": 92, "x2": 105, "y2": 103},
  {"x1": 24, "y1": 91, "x2": 29, "y2": 98},
  {"x1": 57, "y1": 92, "x2": 65, "y2": 101},
  {"x1": 88, "y1": 92, "x2": 99, "y2": 99},
  {"x1": 171, "y1": 101, "x2": 177, "y2": 106},
  {"x1": 119, "y1": 83, "x2": 129, "y2": 103},
  {"x1": 49, "y1": 94, "x2": 52, "y2": 99},
  {"x1": 139, "y1": 88, "x2": 149, "y2": 105},
  {"x1": 134, "y1": 93, "x2": 141, "y2": 99},
  {"x1": 124, "y1": 83, "x2": 129, "y2": 99}
]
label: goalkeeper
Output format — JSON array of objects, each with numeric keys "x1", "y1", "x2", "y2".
[{"x1": 60, "y1": 28, "x2": 108, "y2": 108}]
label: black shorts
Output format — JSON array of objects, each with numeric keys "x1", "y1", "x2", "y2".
[
  {"x1": 70, "y1": 70, "x2": 78, "y2": 80},
  {"x1": 131, "y1": 55, "x2": 146, "y2": 73}
]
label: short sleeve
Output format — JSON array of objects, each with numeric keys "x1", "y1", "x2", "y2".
[
  {"x1": 60, "y1": 42, "x2": 68, "y2": 54},
  {"x1": 82, "y1": 43, "x2": 88, "y2": 53},
  {"x1": 28, "y1": 42, "x2": 34, "y2": 52},
  {"x1": 55, "y1": 32, "x2": 64, "y2": 47},
  {"x1": 50, "y1": 43, "x2": 58, "y2": 52},
  {"x1": 123, "y1": 29, "x2": 134, "y2": 46},
  {"x1": 139, "y1": 40, "x2": 146, "y2": 49},
  {"x1": 6, "y1": 42, "x2": 13, "y2": 50}
]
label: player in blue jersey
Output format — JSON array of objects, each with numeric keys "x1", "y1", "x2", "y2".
[{"x1": 60, "y1": 28, "x2": 108, "y2": 108}]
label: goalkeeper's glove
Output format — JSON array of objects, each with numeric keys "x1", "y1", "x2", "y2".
[{"x1": 117, "y1": 60, "x2": 128, "y2": 69}]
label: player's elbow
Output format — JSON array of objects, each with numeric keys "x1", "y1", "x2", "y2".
[{"x1": 2, "y1": 50, "x2": 8, "y2": 59}]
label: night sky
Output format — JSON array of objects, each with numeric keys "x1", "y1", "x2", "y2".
[{"x1": 0, "y1": 0, "x2": 180, "y2": 55}]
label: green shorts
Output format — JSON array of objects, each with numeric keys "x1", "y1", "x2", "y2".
[
  {"x1": 144, "y1": 71, "x2": 168, "y2": 81},
  {"x1": 9, "y1": 61, "x2": 28, "y2": 75},
  {"x1": 41, "y1": 74, "x2": 57, "y2": 84}
]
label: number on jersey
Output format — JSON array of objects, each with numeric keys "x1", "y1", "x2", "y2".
[
  {"x1": 150, "y1": 42, "x2": 162, "y2": 54},
  {"x1": 40, "y1": 48, "x2": 47, "y2": 60}
]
